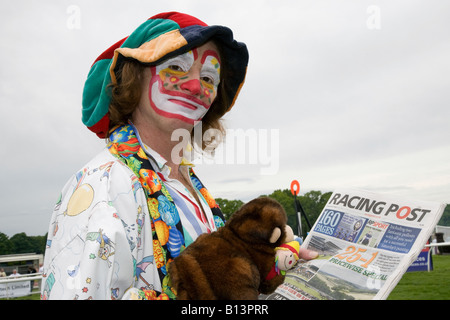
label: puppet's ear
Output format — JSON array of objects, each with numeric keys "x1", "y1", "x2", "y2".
[
  {"x1": 269, "y1": 227, "x2": 281, "y2": 243},
  {"x1": 285, "y1": 225, "x2": 294, "y2": 242}
]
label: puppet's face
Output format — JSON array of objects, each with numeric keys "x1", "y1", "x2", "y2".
[
  {"x1": 276, "y1": 250, "x2": 297, "y2": 271},
  {"x1": 148, "y1": 42, "x2": 221, "y2": 125}
]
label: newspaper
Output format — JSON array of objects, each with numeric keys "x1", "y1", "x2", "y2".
[{"x1": 262, "y1": 188, "x2": 446, "y2": 300}]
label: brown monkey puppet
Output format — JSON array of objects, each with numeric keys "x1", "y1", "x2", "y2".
[{"x1": 169, "y1": 197, "x2": 292, "y2": 300}]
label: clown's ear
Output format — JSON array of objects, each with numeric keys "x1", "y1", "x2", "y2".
[{"x1": 269, "y1": 227, "x2": 281, "y2": 243}]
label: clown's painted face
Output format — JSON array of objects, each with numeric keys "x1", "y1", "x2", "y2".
[{"x1": 148, "y1": 42, "x2": 221, "y2": 125}]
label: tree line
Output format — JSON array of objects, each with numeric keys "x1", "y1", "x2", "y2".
[
  {"x1": 0, "y1": 232, "x2": 47, "y2": 256},
  {"x1": 216, "y1": 189, "x2": 333, "y2": 237},
  {"x1": 1, "y1": 189, "x2": 449, "y2": 256}
]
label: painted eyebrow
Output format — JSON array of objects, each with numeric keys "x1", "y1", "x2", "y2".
[{"x1": 200, "y1": 50, "x2": 221, "y2": 65}]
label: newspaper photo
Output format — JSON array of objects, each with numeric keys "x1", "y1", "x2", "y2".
[{"x1": 262, "y1": 188, "x2": 446, "y2": 300}]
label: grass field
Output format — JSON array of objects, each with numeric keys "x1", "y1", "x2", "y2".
[
  {"x1": 2, "y1": 255, "x2": 449, "y2": 300},
  {"x1": 387, "y1": 254, "x2": 450, "y2": 300}
]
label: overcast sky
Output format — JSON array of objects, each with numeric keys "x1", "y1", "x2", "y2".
[{"x1": 1, "y1": 1, "x2": 449, "y2": 237}]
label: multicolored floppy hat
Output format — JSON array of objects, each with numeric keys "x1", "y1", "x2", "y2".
[{"x1": 82, "y1": 11, "x2": 249, "y2": 138}]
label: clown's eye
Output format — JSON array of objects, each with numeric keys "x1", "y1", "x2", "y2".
[
  {"x1": 160, "y1": 51, "x2": 194, "y2": 74},
  {"x1": 201, "y1": 63, "x2": 220, "y2": 87},
  {"x1": 201, "y1": 75, "x2": 214, "y2": 85},
  {"x1": 168, "y1": 64, "x2": 186, "y2": 72},
  {"x1": 200, "y1": 69, "x2": 220, "y2": 87}
]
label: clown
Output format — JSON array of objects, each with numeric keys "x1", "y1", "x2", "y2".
[
  {"x1": 41, "y1": 12, "x2": 318, "y2": 300},
  {"x1": 42, "y1": 12, "x2": 249, "y2": 300}
]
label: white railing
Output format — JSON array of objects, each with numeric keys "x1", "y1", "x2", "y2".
[
  {"x1": 0, "y1": 273, "x2": 43, "y2": 284},
  {"x1": 426, "y1": 241, "x2": 450, "y2": 247}
]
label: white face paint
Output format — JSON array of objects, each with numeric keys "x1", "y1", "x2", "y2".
[{"x1": 148, "y1": 43, "x2": 221, "y2": 125}]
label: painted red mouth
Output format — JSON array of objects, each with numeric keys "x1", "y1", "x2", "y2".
[{"x1": 168, "y1": 99, "x2": 198, "y2": 110}]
